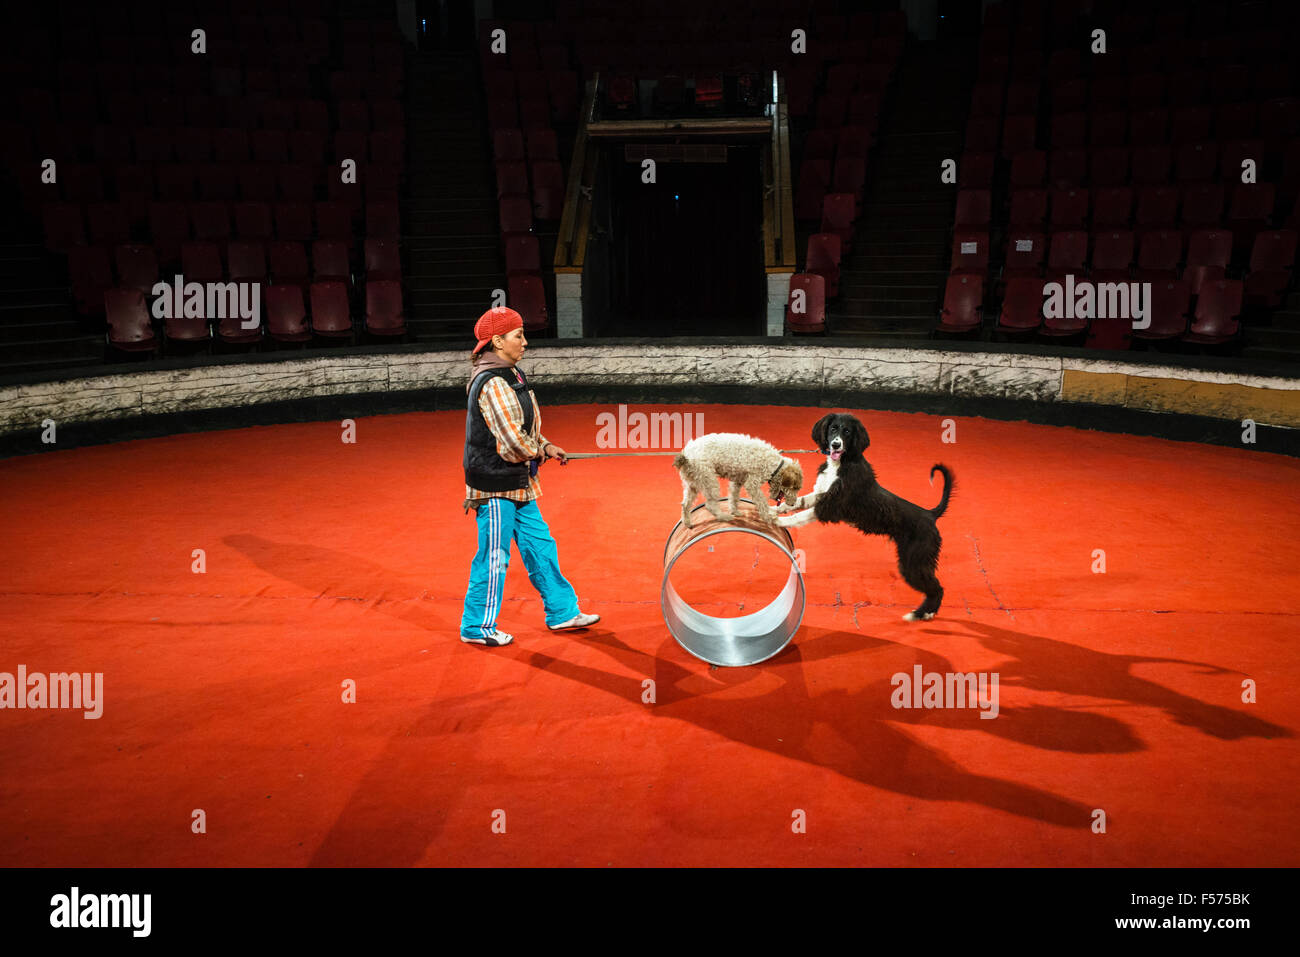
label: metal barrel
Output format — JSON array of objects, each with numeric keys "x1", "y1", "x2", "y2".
[{"x1": 660, "y1": 500, "x2": 805, "y2": 667}]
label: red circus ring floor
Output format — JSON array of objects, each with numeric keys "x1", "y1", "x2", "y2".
[{"x1": 1, "y1": 402, "x2": 1297, "y2": 867}]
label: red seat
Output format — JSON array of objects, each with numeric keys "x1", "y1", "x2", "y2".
[
  {"x1": 833, "y1": 157, "x2": 867, "y2": 209},
  {"x1": 234, "y1": 201, "x2": 273, "y2": 241},
  {"x1": 68, "y1": 246, "x2": 114, "y2": 316},
  {"x1": 1244, "y1": 229, "x2": 1298, "y2": 308},
  {"x1": 1090, "y1": 231, "x2": 1134, "y2": 282},
  {"x1": 965, "y1": 115, "x2": 999, "y2": 152},
  {"x1": 174, "y1": 128, "x2": 213, "y2": 164},
  {"x1": 156, "y1": 164, "x2": 197, "y2": 202},
  {"x1": 1174, "y1": 142, "x2": 1217, "y2": 183},
  {"x1": 314, "y1": 201, "x2": 353, "y2": 248},
  {"x1": 1048, "y1": 149, "x2": 1086, "y2": 189},
  {"x1": 1219, "y1": 140, "x2": 1263, "y2": 183},
  {"x1": 311, "y1": 240, "x2": 352, "y2": 286},
  {"x1": 838, "y1": 127, "x2": 873, "y2": 162},
  {"x1": 954, "y1": 189, "x2": 991, "y2": 227},
  {"x1": 237, "y1": 164, "x2": 278, "y2": 203},
  {"x1": 1215, "y1": 102, "x2": 1257, "y2": 141},
  {"x1": 114, "y1": 244, "x2": 160, "y2": 296},
  {"x1": 1089, "y1": 147, "x2": 1129, "y2": 187},
  {"x1": 277, "y1": 164, "x2": 316, "y2": 202},
  {"x1": 148, "y1": 201, "x2": 189, "y2": 264},
  {"x1": 795, "y1": 162, "x2": 831, "y2": 221},
  {"x1": 1180, "y1": 182, "x2": 1224, "y2": 229},
  {"x1": 937, "y1": 274, "x2": 983, "y2": 333},
  {"x1": 505, "y1": 234, "x2": 541, "y2": 277},
  {"x1": 496, "y1": 160, "x2": 529, "y2": 199},
  {"x1": 309, "y1": 281, "x2": 354, "y2": 339},
  {"x1": 265, "y1": 284, "x2": 311, "y2": 343},
  {"x1": 227, "y1": 240, "x2": 267, "y2": 284},
  {"x1": 805, "y1": 233, "x2": 842, "y2": 297},
  {"x1": 197, "y1": 164, "x2": 238, "y2": 202},
  {"x1": 1047, "y1": 229, "x2": 1087, "y2": 274},
  {"x1": 364, "y1": 279, "x2": 406, "y2": 336},
  {"x1": 1009, "y1": 150, "x2": 1046, "y2": 187},
  {"x1": 1182, "y1": 279, "x2": 1243, "y2": 345},
  {"x1": 190, "y1": 201, "x2": 231, "y2": 242},
  {"x1": 364, "y1": 237, "x2": 402, "y2": 281},
  {"x1": 1136, "y1": 230, "x2": 1183, "y2": 279},
  {"x1": 86, "y1": 202, "x2": 131, "y2": 247},
  {"x1": 1131, "y1": 146, "x2": 1172, "y2": 185},
  {"x1": 1049, "y1": 188, "x2": 1087, "y2": 229},
  {"x1": 1132, "y1": 279, "x2": 1191, "y2": 340},
  {"x1": 820, "y1": 193, "x2": 856, "y2": 254},
  {"x1": 1170, "y1": 106, "x2": 1212, "y2": 145},
  {"x1": 531, "y1": 160, "x2": 565, "y2": 220},
  {"x1": 1127, "y1": 108, "x2": 1168, "y2": 147},
  {"x1": 104, "y1": 288, "x2": 158, "y2": 353},
  {"x1": 1009, "y1": 188, "x2": 1048, "y2": 227},
  {"x1": 493, "y1": 128, "x2": 526, "y2": 163},
  {"x1": 274, "y1": 202, "x2": 313, "y2": 241},
  {"x1": 509, "y1": 274, "x2": 549, "y2": 331},
  {"x1": 785, "y1": 273, "x2": 826, "y2": 333},
  {"x1": 526, "y1": 128, "x2": 559, "y2": 163},
  {"x1": 1089, "y1": 111, "x2": 1127, "y2": 148},
  {"x1": 1228, "y1": 182, "x2": 1277, "y2": 255},
  {"x1": 268, "y1": 240, "x2": 310, "y2": 289},
  {"x1": 997, "y1": 276, "x2": 1045, "y2": 333},
  {"x1": 338, "y1": 98, "x2": 370, "y2": 130},
  {"x1": 1001, "y1": 114, "x2": 1036, "y2": 158},
  {"x1": 950, "y1": 229, "x2": 989, "y2": 277},
  {"x1": 1092, "y1": 187, "x2": 1133, "y2": 228},
  {"x1": 1135, "y1": 187, "x2": 1179, "y2": 233},
  {"x1": 1002, "y1": 230, "x2": 1046, "y2": 281},
  {"x1": 499, "y1": 194, "x2": 534, "y2": 240},
  {"x1": 212, "y1": 128, "x2": 250, "y2": 164},
  {"x1": 43, "y1": 202, "x2": 86, "y2": 253},
  {"x1": 1184, "y1": 229, "x2": 1233, "y2": 295},
  {"x1": 1050, "y1": 111, "x2": 1087, "y2": 149},
  {"x1": 366, "y1": 201, "x2": 400, "y2": 238},
  {"x1": 181, "y1": 241, "x2": 224, "y2": 283}
]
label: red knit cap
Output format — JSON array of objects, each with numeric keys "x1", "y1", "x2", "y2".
[{"x1": 473, "y1": 307, "x2": 524, "y2": 354}]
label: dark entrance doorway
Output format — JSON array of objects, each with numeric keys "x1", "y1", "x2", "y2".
[{"x1": 606, "y1": 144, "x2": 764, "y2": 336}]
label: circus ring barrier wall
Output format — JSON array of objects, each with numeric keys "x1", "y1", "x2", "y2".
[{"x1": 2, "y1": 342, "x2": 1298, "y2": 443}]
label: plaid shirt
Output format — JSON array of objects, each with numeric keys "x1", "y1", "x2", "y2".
[{"x1": 464, "y1": 368, "x2": 551, "y2": 506}]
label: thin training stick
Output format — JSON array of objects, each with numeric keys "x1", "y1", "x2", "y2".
[{"x1": 562, "y1": 449, "x2": 820, "y2": 459}]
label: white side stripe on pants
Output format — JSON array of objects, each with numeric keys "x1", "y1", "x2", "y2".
[{"x1": 481, "y1": 499, "x2": 501, "y2": 637}]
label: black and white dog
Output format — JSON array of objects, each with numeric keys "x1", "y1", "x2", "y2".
[{"x1": 777, "y1": 413, "x2": 954, "y2": 621}]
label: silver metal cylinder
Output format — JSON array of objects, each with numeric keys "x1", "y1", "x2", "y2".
[{"x1": 660, "y1": 500, "x2": 806, "y2": 667}]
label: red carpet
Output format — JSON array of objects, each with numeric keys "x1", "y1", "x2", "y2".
[{"x1": 1, "y1": 403, "x2": 1296, "y2": 866}]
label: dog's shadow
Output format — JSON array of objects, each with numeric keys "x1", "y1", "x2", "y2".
[
  {"x1": 514, "y1": 627, "x2": 1101, "y2": 828},
  {"x1": 920, "y1": 620, "x2": 1292, "y2": 742}
]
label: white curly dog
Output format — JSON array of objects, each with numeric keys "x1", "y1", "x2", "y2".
[{"x1": 673, "y1": 432, "x2": 804, "y2": 528}]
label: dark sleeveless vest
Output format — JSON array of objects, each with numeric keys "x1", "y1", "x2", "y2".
[{"x1": 464, "y1": 365, "x2": 536, "y2": 492}]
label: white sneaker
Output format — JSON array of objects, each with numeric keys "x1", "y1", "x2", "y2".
[
  {"x1": 549, "y1": 612, "x2": 600, "y2": 631},
  {"x1": 461, "y1": 630, "x2": 514, "y2": 646}
]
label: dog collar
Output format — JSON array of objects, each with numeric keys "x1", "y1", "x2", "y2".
[{"x1": 769, "y1": 461, "x2": 784, "y2": 483}]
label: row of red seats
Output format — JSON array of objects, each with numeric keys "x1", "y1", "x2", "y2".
[
  {"x1": 978, "y1": 143, "x2": 1300, "y2": 192},
  {"x1": 968, "y1": 111, "x2": 1297, "y2": 162},
  {"x1": 940, "y1": 274, "x2": 1247, "y2": 348},
  {"x1": 68, "y1": 238, "x2": 394, "y2": 315},
  {"x1": 102, "y1": 280, "x2": 404, "y2": 353},
  {"x1": 977, "y1": 36, "x2": 1291, "y2": 85},
  {"x1": 44, "y1": 199, "x2": 400, "y2": 258},
  {"x1": 10, "y1": 94, "x2": 404, "y2": 139},
  {"x1": 956, "y1": 184, "x2": 1280, "y2": 235},
  {"x1": 26, "y1": 151, "x2": 402, "y2": 202},
  {"x1": 950, "y1": 228, "x2": 1297, "y2": 307},
  {"x1": 970, "y1": 70, "x2": 1297, "y2": 121}
]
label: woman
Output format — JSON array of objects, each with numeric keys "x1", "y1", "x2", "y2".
[{"x1": 460, "y1": 306, "x2": 599, "y2": 646}]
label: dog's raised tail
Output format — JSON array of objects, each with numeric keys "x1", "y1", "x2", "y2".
[{"x1": 928, "y1": 464, "x2": 954, "y2": 519}]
